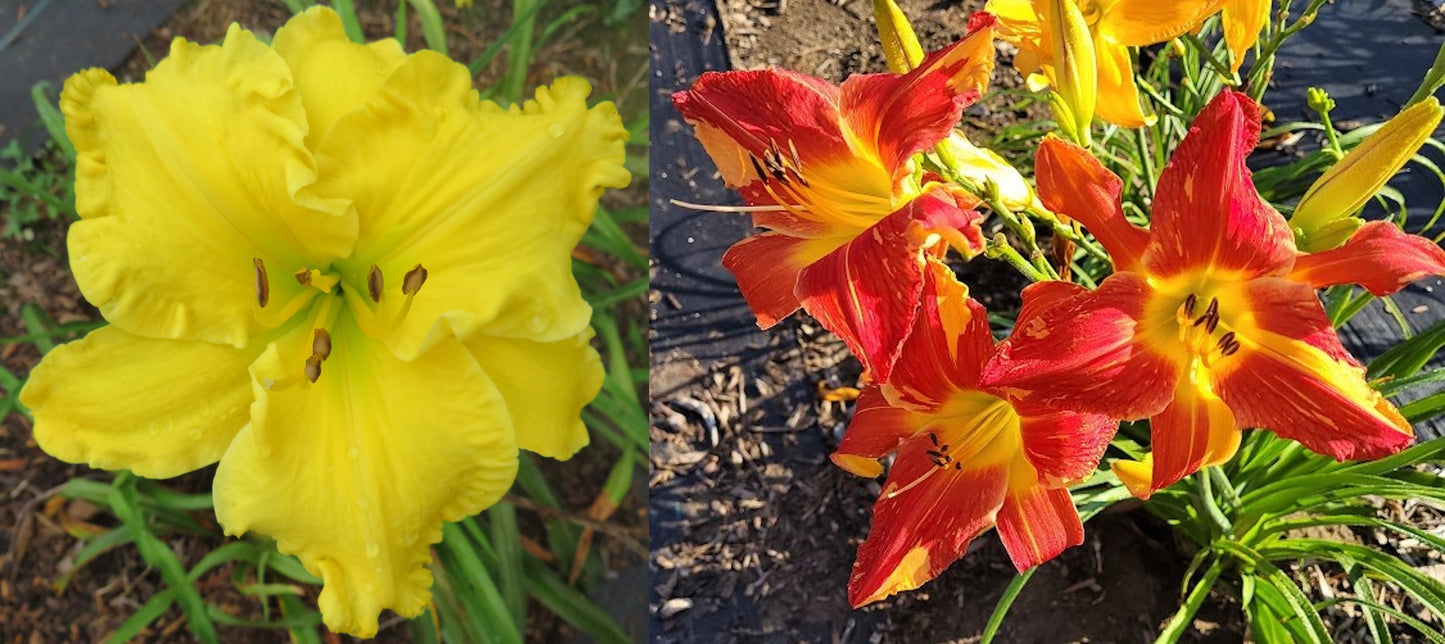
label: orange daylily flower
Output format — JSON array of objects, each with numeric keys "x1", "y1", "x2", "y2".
[
  {"x1": 982, "y1": 90, "x2": 1440, "y2": 499},
  {"x1": 670, "y1": 14, "x2": 998, "y2": 378},
  {"x1": 833, "y1": 259, "x2": 1116, "y2": 605}
]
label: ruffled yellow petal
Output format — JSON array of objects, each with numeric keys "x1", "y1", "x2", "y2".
[
  {"x1": 313, "y1": 52, "x2": 630, "y2": 359},
  {"x1": 20, "y1": 325, "x2": 270, "y2": 478},
  {"x1": 1091, "y1": 38, "x2": 1154, "y2": 128},
  {"x1": 62, "y1": 25, "x2": 356, "y2": 348},
  {"x1": 1098, "y1": 0, "x2": 1211, "y2": 47},
  {"x1": 464, "y1": 328, "x2": 604, "y2": 460},
  {"x1": 272, "y1": 6, "x2": 407, "y2": 149},
  {"x1": 213, "y1": 309, "x2": 517, "y2": 637}
]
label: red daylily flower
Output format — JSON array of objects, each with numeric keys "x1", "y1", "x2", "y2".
[
  {"x1": 983, "y1": 90, "x2": 1438, "y2": 499},
  {"x1": 670, "y1": 14, "x2": 999, "y2": 378},
  {"x1": 832, "y1": 259, "x2": 1116, "y2": 606}
]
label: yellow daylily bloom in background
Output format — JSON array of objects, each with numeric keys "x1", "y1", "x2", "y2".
[
  {"x1": 1292, "y1": 96, "x2": 1444, "y2": 252},
  {"x1": 21, "y1": 7, "x2": 626, "y2": 637},
  {"x1": 988, "y1": 0, "x2": 1211, "y2": 127},
  {"x1": 1204, "y1": 0, "x2": 1271, "y2": 74}
]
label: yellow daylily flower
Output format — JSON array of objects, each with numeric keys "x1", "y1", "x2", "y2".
[
  {"x1": 1292, "y1": 96, "x2": 1444, "y2": 252},
  {"x1": 988, "y1": 0, "x2": 1212, "y2": 128},
  {"x1": 1203, "y1": 0, "x2": 1271, "y2": 74},
  {"x1": 21, "y1": 7, "x2": 626, "y2": 637}
]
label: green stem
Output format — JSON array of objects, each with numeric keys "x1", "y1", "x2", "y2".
[
  {"x1": 984, "y1": 233, "x2": 1048, "y2": 283},
  {"x1": 1195, "y1": 470, "x2": 1234, "y2": 537}
]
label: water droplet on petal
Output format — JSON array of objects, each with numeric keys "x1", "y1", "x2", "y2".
[
  {"x1": 403, "y1": 531, "x2": 418, "y2": 545},
  {"x1": 148, "y1": 427, "x2": 161, "y2": 437},
  {"x1": 357, "y1": 497, "x2": 370, "y2": 510},
  {"x1": 187, "y1": 428, "x2": 201, "y2": 440},
  {"x1": 547, "y1": 123, "x2": 565, "y2": 138},
  {"x1": 347, "y1": 446, "x2": 361, "y2": 461},
  {"x1": 366, "y1": 541, "x2": 380, "y2": 558}
]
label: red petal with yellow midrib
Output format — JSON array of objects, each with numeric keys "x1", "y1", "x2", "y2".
[
  {"x1": 671, "y1": 69, "x2": 849, "y2": 191},
  {"x1": 884, "y1": 259, "x2": 997, "y2": 407},
  {"x1": 795, "y1": 192, "x2": 981, "y2": 380},
  {"x1": 848, "y1": 433, "x2": 1008, "y2": 606},
  {"x1": 996, "y1": 485, "x2": 1083, "y2": 572},
  {"x1": 832, "y1": 387, "x2": 924, "y2": 478},
  {"x1": 1145, "y1": 90, "x2": 1296, "y2": 280},
  {"x1": 983, "y1": 272, "x2": 1178, "y2": 420},
  {"x1": 1014, "y1": 402, "x2": 1117, "y2": 487},
  {"x1": 1289, "y1": 221, "x2": 1445, "y2": 296},
  {"x1": 1215, "y1": 279, "x2": 1413, "y2": 461},
  {"x1": 721, "y1": 232, "x2": 848, "y2": 329}
]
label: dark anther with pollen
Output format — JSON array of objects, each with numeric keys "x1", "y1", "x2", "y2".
[
  {"x1": 312, "y1": 328, "x2": 332, "y2": 361},
  {"x1": 763, "y1": 149, "x2": 789, "y2": 184},
  {"x1": 926, "y1": 449, "x2": 943, "y2": 460},
  {"x1": 1193, "y1": 297, "x2": 1221, "y2": 332},
  {"x1": 402, "y1": 264, "x2": 428, "y2": 295},
  {"x1": 1217, "y1": 331, "x2": 1235, "y2": 352},
  {"x1": 928, "y1": 433, "x2": 939, "y2": 447},
  {"x1": 953, "y1": 462, "x2": 962, "y2": 470},
  {"x1": 367, "y1": 265, "x2": 384, "y2": 303},
  {"x1": 304, "y1": 354, "x2": 323, "y2": 383},
  {"x1": 749, "y1": 155, "x2": 769, "y2": 184},
  {"x1": 253, "y1": 258, "x2": 270, "y2": 307},
  {"x1": 788, "y1": 139, "x2": 803, "y2": 170},
  {"x1": 1183, "y1": 293, "x2": 1197, "y2": 317},
  {"x1": 1217, "y1": 331, "x2": 1241, "y2": 356},
  {"x1": 295, "y1": 269, "x2": 312, "y2": 287}
]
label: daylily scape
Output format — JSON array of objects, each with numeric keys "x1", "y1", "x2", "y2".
[
  {"x1": 674, "y1": 0, "x2": 1445, "y2": 621},
  {"x1": 22, "y1": 7, "x2": 627, "y2": 637}
]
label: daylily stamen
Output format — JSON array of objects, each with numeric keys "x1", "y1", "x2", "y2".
[
  {"x1": 1183, "y1": 293, "x2": 1197, "y2": 317},
  {"x1": 304, "y1": 354, "x2": 323, "y2": 383},
  {"x1": 367, "y1": 264, "x2": 384, "y2": 303},
  {"x1": 882, "y1": 465, "x2": 944, "y2": 500},
  {"x1": 292, "y1": 267, "x2": 340, "y2": 293},
  {"x1": 254, "y1": 258, "x2": 270, "y2": 308},
  {"x1": 402, "y1": 263, "x2": 428, "y2": 296},
  {"x1": 312, "y1": 328, "x2": 332, "y2": 361}
]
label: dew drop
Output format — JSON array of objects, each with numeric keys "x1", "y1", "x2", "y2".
[
  {"x1": 527, "y1": 312, "x2": 548, "y2": 332},
  {"x1": 366, "y1": 541, "x2": 380, "y2": 558},
  {"x1": 187, "y1": 428, "x2": 201, "y2": 441},
  {"x1": 347, "y1": 445, "x2": 361, "y2": 461},
  {"x1": 402, "y1": 531, "x2": 419, "y2": 545},
  {"x1": 356, "y1": 497, "x2": 371, "y2": 510},
  {"x1": 547, "y1": 123, "x2": 565, "y2": 138},
  {"x1": 148, "y1": 427, "x2": 161, "y2": 437}
]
